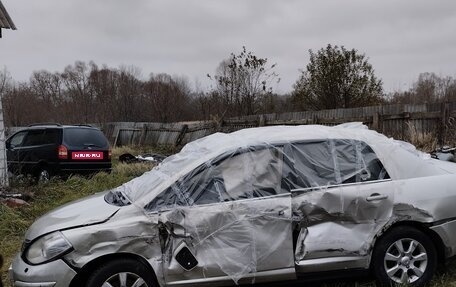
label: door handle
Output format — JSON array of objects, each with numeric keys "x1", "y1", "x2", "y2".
[
  {"x1": 366, "y1": 193, "x2": 388, "y2": 202},
  {"x1": 170, "y1": 224, "x2": 191, "y2": 238}
]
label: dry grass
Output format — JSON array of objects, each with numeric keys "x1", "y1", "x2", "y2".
[{"x1": 406, "y1": 122, "x2": 438, "y2": 152}]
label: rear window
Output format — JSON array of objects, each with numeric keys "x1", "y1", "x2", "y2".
[
  {"x1": 63, "y1": 128, "x2": 108, "y2": 148},
  {"x1": 283, "y1": 139, "x2": 389, "y2": 189}
]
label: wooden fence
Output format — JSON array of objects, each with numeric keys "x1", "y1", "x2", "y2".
[
  {"x1": 98, "y1": 102, "x2": 456, "y2": 147},
  {"x1": 7, "y1": 102, "x2": 456, "y2": 147}
]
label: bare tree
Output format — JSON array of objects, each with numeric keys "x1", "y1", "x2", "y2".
[
  {"x1": 117, "y1": 66, "x2": 143, "y2": 121},
  {"x1": 29, "y1": 70, "x2": 63, "y2": 122},
  {"x1": 0, "y1": 66, "x2": 11, "y2": 97},
  {"x1": 2, "y1": 83, "x2": 42, "y2": 126},
  {"x1": 144, "y1": 73, "x2": 191, "y2": 122},
  {"x1": 389, "y1": 73, "x2": 456, "y2": 104},
  {"x1": 61, "y1": 61, "x2": 94, "y2": 123},
  {"x1": 89, "y1": 64, "x2": 119, "y2": 123},
  {"x1": 209, "y1": 46, "x2": 279, "y2": 117}
]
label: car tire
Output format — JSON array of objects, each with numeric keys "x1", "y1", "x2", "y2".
[
  {"x1": 372, "y1": 226, "x2": 437, "y2": 287},
  {"x1": 86, "y1": 258, "x2": 155, "y2": 287},
  {"x1": 36, "y1": 167, "x2": 51, "y2": 183}
]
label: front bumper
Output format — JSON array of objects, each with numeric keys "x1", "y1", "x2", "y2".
[{"x1": 9, "y1": 254, "x2": 77, "y2": 287}]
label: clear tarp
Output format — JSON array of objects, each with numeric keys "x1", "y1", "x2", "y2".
[{"x1": 104, "y1": 123, "x2": 455, "y2": 284}]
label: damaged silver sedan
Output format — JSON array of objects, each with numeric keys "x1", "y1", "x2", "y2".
[{"x1": 9, "y1": 123, "x2": 456, "y2": 287}]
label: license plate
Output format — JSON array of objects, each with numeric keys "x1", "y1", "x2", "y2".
[{"x1": 71, "y1": 151, "x2": 104, "y2": 160}]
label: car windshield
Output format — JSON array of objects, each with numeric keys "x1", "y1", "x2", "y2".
[{"x1": 109, "y1": 133, "x2": 232, "y2": 204}]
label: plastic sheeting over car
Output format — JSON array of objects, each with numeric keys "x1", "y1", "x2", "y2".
[
  {"x1": 104, "y1": 123, "x2": 456, "y2": 284},
  {"x1": 114, "y1": 123, "x2": 445, "y2": 206}
]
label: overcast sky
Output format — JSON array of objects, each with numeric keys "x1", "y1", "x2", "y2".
[{"x1": 1, "y1": 0, "x2": 456, "y2": 93}]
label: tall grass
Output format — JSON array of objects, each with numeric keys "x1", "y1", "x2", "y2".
[{"x1": 406, "y1": 122, "x2": 437, "y2": 152}]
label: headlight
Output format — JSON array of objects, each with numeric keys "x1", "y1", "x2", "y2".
[{"x1": 24, "y1": 232, "x2": 73, "y2": 265}]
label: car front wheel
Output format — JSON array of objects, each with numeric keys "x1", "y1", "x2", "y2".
[
  {"x1": 372, "y1": 226, "x2": 437, "y2": 286},
  {"x1": 86, "y1": 258, "x2": 155, "y2": 287}
]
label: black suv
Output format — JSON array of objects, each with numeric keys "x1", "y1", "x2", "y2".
[{"x1": 6, "y1": 124, "x2": 112, "y2": 181}]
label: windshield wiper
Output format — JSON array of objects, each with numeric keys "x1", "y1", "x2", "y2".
[{"x1": 84, "y1": 143, "x2": 103, "y2": 148}]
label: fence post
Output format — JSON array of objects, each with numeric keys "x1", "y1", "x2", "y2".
[
  {"x1": 440, "y1": 102, "x2": 450, "y2": 146},
  {"x1": 372, "y1": 113, "x2": 379, "y2": 131},
  {"x1": 372, "y1": 113, "x2": 383, "y2": 132},
  {"x1": 175, "y1": 124, "x2": 188, "y2": 146},
  {"x1": 258, "y1": 115, "x2": 265, "y2": 127},
  {"x1": 139, "y1": 125, "x2": 147, "y2": 146},
  {"x1": 113, "y1": 129, "x2": 121, "y2": 147}
]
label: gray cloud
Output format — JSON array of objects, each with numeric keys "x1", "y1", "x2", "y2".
[{"x1": 1, "y1": 0, "x2": 456, "y2": 93}]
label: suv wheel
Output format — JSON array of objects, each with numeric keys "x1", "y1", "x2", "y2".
[
  {"x1": 372, "y1": 226, "x2": 437, "y2": 286},
  {"x1": 86, "y1": 259, "x2": 155, "y2": 287},
  {"x1": 37, "y1": 168, "x2": 50, "y2": 183}
]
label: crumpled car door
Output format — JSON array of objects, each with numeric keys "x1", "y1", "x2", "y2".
[
  {"x1": 293, "y1": 180, "x2": 394, "y2": 271},
  {"x1": 156, "y1": 146, "x2": 296, "y2": 285},
  {"x1": 283, "y1": 139, "x2": 394, "y2": 272},
  {"x1": 158, "y1": 195, "x2": 294, "y2": 285}
]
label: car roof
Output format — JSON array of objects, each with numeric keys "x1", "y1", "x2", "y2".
[
  {"x1": 123, "y1": 123, "x2": 447, "y2": 205},
  {"x1": 190, "y1": 122, "x2": 394, "y2": 155},
  {"x1": 23, "y1": 125, "x2": 99, "y2": 130}
]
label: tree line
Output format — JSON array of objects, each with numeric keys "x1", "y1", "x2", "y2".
[{"x1": 1, "y1": 45, "x2": 456, "y2": 127}]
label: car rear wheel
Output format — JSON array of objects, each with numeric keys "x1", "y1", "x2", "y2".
[
  {"x1": 86, "y1": 258, "x2": 155, "y2": 287},
  {"x1": 372, "y1": 226, "x2": 437, "y2": 286},
  {"x1": 37, "y1": 167, "x2": 51, "y2": 183}
]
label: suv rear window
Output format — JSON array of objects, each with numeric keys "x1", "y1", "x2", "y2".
[{"x1": 63, "y1": 128, "x2": 108, "y2": 148}]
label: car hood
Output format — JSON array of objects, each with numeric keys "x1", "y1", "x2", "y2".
[
  {"x1": 25, "y1": 192, "x2": 120, "y2": 241},
  {"x1": 429, "y1": 158, "x2": 456, "y2": 174}
]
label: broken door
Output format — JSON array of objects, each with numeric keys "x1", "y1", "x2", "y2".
[{"x1": 149, "y1": 146, "x2": 296, "y2": 285}]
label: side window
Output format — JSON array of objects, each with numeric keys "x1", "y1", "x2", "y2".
[
  {"x1": 284, "y1": 139, "x2": 389, "y2": 189},
  {"x1": 22, "y1": 130, "x2": 45, "y2": 146},
  {"x1": 206, "y1": 147, "x2": 284, "y2": 203},
  {"x1": 283, "y1": 141, "x2": 336, "y2": 188},
  {"x1": 358, "y1": 142, "x2": 390, "y2": 181},
  {"x1": 146, "y1": 146, "x2": 286, "y2": 211},
  {"x1": 9, "y1": 131, "x2": 27, "y2": 147},
  {"x1": 334, "y1": 139, "x2": 389, "y2": 183},
  {"x1": 42, "y1": 129, "x2": 61, "y2": 144}
]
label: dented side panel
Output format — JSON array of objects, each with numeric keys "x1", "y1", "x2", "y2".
[
  {"x1": 62, "y1": 208, "x2": 166, "y2": 286},
  {"x1": 293, "y1": 174, "x2": 456, "y2": 273},
  {"x1": 159, "y1": 194, "x2": 295, "y2": 285},
  {"x1": 293, "y1": 180, "x2": 394, "y2": 266}
]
